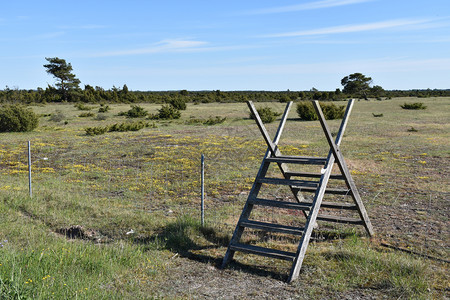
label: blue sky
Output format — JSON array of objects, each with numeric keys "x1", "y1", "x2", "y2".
[{"x1": 1, "y1": 0, "x2": 449, "y2": 91}]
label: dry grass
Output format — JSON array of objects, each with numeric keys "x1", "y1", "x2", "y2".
[{"x1": 0, "y1": 97, "x2": 449, "y2": 298}]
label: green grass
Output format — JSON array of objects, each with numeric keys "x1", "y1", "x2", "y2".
[{"x1": 1, "y1": 97, "x2": 449, "y2": 298}]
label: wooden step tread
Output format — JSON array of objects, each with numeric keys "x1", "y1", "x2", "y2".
[
  {"x1": 229, "y1": 243, "x2": 296, "y2": 261},
  {"x1": 317, "y1": 214, "x2": 364, "y2": 224},
  {"x1": 319, "y1": 201, "x2": 357, "y2": 210},
  {"x1": 249, "y1": 198, "x2": 311, "y2": 210},
  {"x1": 292, "y1": 186, "x2": 351, "y2": 195},
  {"x1": 265, "y1": 156, "x2": 327, "y2": 165},
  {"x1": 285, "y1": 171, "x2": 345, "y2": 180},
  {"x1": 257, "y1": 177, "x2": 319, "y2": 187},
  {"x1": 240, "y1": 219, "x2": 304, "y2": 235},
  {"x1": 249, "y1": 198, "x2": 356, "y2": 211},
  {"x1": 301, "y1": 201, "x2": 357, "y2": 210}
]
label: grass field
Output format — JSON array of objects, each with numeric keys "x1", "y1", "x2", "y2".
[{"x1": 0, "y1": 97, "x2": 449, "y2": 299}]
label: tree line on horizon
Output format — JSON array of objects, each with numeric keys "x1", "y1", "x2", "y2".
[{"x1": 1, "y1": 57, "x2": 449, "y2": 104}]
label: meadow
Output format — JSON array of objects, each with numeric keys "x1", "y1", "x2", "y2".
[{"x1": 0, "y1": 97, "x2": 448, "y2": 299}]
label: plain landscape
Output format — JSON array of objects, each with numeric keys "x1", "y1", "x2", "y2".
[{"x1": 0, "y1": 97, "x2": 449, "y2": 299}]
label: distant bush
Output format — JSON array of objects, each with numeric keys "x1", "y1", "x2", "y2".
[
  {"x1": 49, "y1": 111, "x2": 66, "y2": 122},
  {"x1": 74, "y1": 103, "x2": 94, "y2": 111},
  {"x1": 296, "y1": 102, "x2": 345, "y2": 121},
  {"x1": 98, "y1": 105, "x2": 110, "y2": 113},
  {"x1": 204, "y1": 116, "x2": 226, "y2": 125},
  {"x1": 94, "y1": 113, "x2": 108, "y2": 121},
  {"x1": 85, "y1": 126, "x2": 109, "y2": 136},
  {"x1": 249, "y1": 107, "x2": 281, "y2": 123},
  {"x1": 169, "y1": 98, "x2": 187, "y2": 110},
  {"x1": 321, "y1": 103, "x2": 345, "y2": 120},
  {"x1": 0, "y1": 104, "x2": 39, "y2": 132},
  {"x1": 186, "y1": 116, "x2": 226, "y2": 125},
  {"x1": 400, "y1": 102, "x2": 427, "y2": 110},
  {"x1": 78, "y1": 112, "x2": 95, "y2": 117},
  {"x1": 85, "y1": 121, "x2": 156, "y2": 136},
  {"x1": 154, "y1": 104, "x2": 181, "y2": 120},
  {"x1": 296, "y1": 102, "x2": 317, "y2": 121},
  {"x1": 118, "y1": 105, "x2": 148, "y2": 118}
]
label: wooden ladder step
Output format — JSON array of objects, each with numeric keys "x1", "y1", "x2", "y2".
[
  {"x1": 249, "y1": 198, "x2": 312, "y2": 210},
  {"x1": 240, "y1": 219, "x2": 304, "y2": 235},
  {"x1": 249, "y1": 198, "x2": 356, "y2": 211},
  {"x1": 317, "y1": 214, "x2": 364, "y2": 224},
  {"x1": 285, "y1": 171, "x2": 345, "y2": 180},
  {"x1": 265, "y1": 155, "x2": 327, "y2": 165},
  {"x1": 292, "y1": 186, "x2": 351, "y2": 195},
  {"x1": 257, "y1": 177, "x2": 319, "y2": 188},
  {"x1": 229, "y1": 243, "x2": 296, "y2": 261},
  {"x1": 301, "y1": 201, "x2": 358, "y2": 210}
]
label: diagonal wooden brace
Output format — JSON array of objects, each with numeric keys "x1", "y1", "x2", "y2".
[
  {"x1": 221, "y1": 101, "x2": 294, "y2": 268},
  {"x1": 247, "y1": 101, "x2": 307, "y2": 205},
  {"x1": 312, "y1": 100, "x2": 374, "y2": 237},
  {"x1": 287, "y1": 99, "x2": 356, "y2": 282}
]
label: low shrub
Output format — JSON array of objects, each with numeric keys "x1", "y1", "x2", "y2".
[
  {"x1": 186, "y1": 116, "x2": 226, "y2": 125},
  {"x1": 169, "y1": 98, "x2": 187, "y2": 110},
  {"x1": 249, "y1": 107, "x2": 281, "y2": 123},
  {"x1": 156, "y1": 104, "x2": 181, "y2": 120},
  {"x1": 84, "y1": 121, "x2": 156, "y2": 136},
  {"x1": 95, "y1": 114, "x2": 108, "y2": 121},
  {"x1": 0, "y1": 104, "x2": 39, "y2": 132},
  {"x1": 85, "y1": 126, "x2": 109, "y2": 136},
  {"x1": 400, "y1": 102, "x2": 427, "y2": 110},
  {"x1": 98, "y1": 105, "x2": 110, "y2": 113},
  {"x1": 204, "y1": 116, "x2": 226, "y2": 125},
  {"x1": 322, "y1": 103, "x2": 345, "y2": 120},
  {"x1": 109, "y1": 121, "x2": 146, "y2": 132},
  {"x1": 296, "y1": 102, "x2": 345, "y2": 121},
  {"x1": 118, "y1": 105, "x2": 148, "y2": 118},
  {"x1": 78, "y1": 112, "x2": 95, "y2": 117},
  {"x1": 74, "y1": 103, "x2": 94, "y2": 111},
  {"x1": 296, "y1": 102, "x2": 317, "y2": 121},
  {"x1": 49, "y1": 111, "x2": 66, "y2": 122}
]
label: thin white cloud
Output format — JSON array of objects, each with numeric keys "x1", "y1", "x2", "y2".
[
  {"x1": 59, "y1": 24, "x2": 107, "y2": 30},
  {"x1": 92, "y1": 39, "x2": 208, "y2": 57},
  {"x1": 262, "y1": 18, "x2": 437, "y2": 38},
  {"x1": 101, "y1": 57, "x2": 450, "y2": 78},
  {"x1": 91, "y1": 39, "x2": 250, "y2": 57},
  {"x1": 33, "y1": 31, "x2": 65, "y2": 40},
  {"x1": 246, "y1": 0, "x2": 373, "y2": 15}
]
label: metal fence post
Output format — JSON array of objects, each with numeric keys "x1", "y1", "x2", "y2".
[
  {"x1": 28, "y1": 141, "x2": 32, "y2": 198},
  {"x1": 201, "y1": 154, "x2": 205, "y2": 226}
]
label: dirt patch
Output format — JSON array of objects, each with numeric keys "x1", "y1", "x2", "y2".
[{"x1": 56, "y1": 225, "x2": 110, "y2": 243}]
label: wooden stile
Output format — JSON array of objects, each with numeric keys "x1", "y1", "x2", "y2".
[{"x1": 221, "y1": 100, "x2": 374, "y2": 283}]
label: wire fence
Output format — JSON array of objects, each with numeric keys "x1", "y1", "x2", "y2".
[{"x1": 0, "y1": 115, "x2": 448, "y2": 261}]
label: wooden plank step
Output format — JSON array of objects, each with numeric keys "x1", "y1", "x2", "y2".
[
  {"x1": 317, "y1": 214, "x2": 364, "y2": 224},
  {"x1": 285, "y1": 171, "x2": 345, "y2": 180},
  {"x1": 249, "y1": 198, "x2": 356, "y2": 211},
  {"x1": 292, "y1": 186, "x2": 351, "y2": 195},
  {"x1": 299, "y1": 201, "x2": 357, "y2": 210},
  {"x1": 249, "y1": 198, "x2": 312, "y2": 210},
  {"x1": 229, "y1": 243, "x2": 296, "y2": 261},
  {"x1": 265, "y1": 155, "x2": 327, "y2": 165},
  {"x1": 320, "y1": 202, "x2": 357, "y2": 210},
  {"x1": 240, "y1": 219, "x2": 304, "y2": 235},
  {"x1": 257, "y1": 177, "x2": 319, "y2": 188}
]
